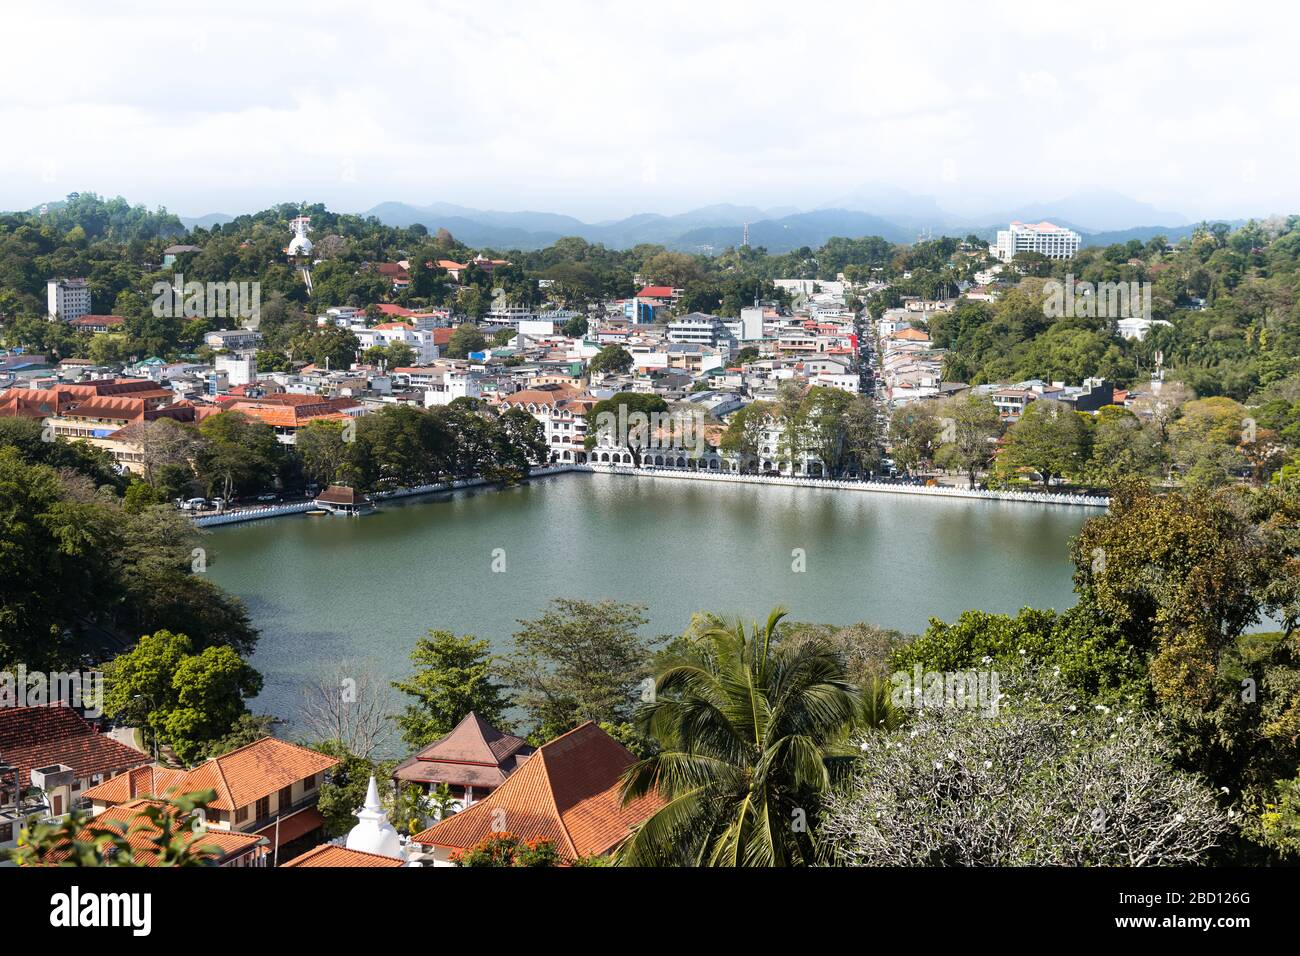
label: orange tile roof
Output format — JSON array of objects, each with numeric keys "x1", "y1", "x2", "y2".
[
  {"x1": 370, "y1": 304, "x2": 414, "y2": 317},
  {"x1": 392, "y1": 711, "x2": 534, "y2": 789},
  {"x1": 0, "y1": 704, "x2": 151, "y2": 786},
  {"x1": 41, "y1": 799, "x2": 268, "y2": 866},
  {"x1": 224, "y1": 398, "x2": 353, "y2": 428},
  {"x1": 410, "y1": 722, "x2": 661, "y2": 861},
  {"x1": 280, "y1": 844, "x2": 405, "y2": 867},
  {"x1": 0, "y1": 390, "x2": 62, "y2": 419},
  {"x1": 82, "y1": 764, "x2": 187, "y2": 804},
  {"x1": 81, "y1": 737, "x2": 338, "y2": 813}
]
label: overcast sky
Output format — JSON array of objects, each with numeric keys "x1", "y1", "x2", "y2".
[{"x1": 4, "y1": 0, "x2": 1297, "y2": 221}]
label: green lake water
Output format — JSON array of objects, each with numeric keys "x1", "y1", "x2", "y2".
[{"x1": 204, "y1": 472, "x2": 1091, "y2": 731}]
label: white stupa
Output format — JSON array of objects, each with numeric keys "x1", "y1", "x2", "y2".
[
  {"x1": 345, "y1": 776, "x2": 406, "y2": 860},
  {"x1": 287, "y1": 215, "x2": 314, "y2": 257}
]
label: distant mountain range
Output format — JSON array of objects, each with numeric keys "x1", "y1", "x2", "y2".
[{"x1": 152, "y1": 187, "x2": 1245, "y2": 252}]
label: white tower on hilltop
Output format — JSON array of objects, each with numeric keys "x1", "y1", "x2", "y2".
[
  {"x1": 345, "y1": 776, "x2": 406, "y2": 860},
  {"x1": 287, "y1": 215, "x2": 313, "y2": 258}
]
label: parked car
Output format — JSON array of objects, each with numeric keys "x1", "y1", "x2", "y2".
[
  {"x1": 256, "y1": 493, "x2": 279, "y2": 502},
  {"x1": 180, "y1": 497, "x2": 207, "y2": 512}
]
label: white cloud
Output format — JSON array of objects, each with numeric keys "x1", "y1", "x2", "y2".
[{"x1": 0, "y1": 0, "x2": 1296, "y2": 220}]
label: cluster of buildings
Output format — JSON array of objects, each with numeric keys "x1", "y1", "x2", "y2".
[
  {"x1": 7, "y1": 220, "x2": 1147, "y2": 482},
  {"x1": 3, "y1": 269, "x2": 875, "y2": 478},
  {"x1": 0, "y1": 703, "x2": 661, "y2": 868}
]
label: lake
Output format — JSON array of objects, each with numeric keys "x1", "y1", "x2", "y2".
[{"x1": 205, "y1": 472, "x2": 1092, "y2": 732}]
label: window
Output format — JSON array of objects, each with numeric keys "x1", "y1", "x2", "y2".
[
  {"x1": 279, "y1": 785, "x2": 293, "y2": 809},
  {"x1": 256, "y1": 796, "x2": 270, "y2": 820},
  {"x1": 236, "y1": 805, "x2": 248, "y2": 823},
  {"x1": 303, "y1": 773, "x2": 316, "y2": 791}
]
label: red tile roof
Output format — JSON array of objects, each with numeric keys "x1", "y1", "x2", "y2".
[
  {"x1": 82, "y1": 737, "x2": 338, "y2": 813},
  {"x1": 0, "y1": 704, "x2": 150, "y2": 787},
  {"x1": 0, "y1": 389, "x2": 62, "y2": 420},
  {"x1": 280, "y1": 843, "x2": 405, "y2": 867},
  {"x1": 223, "y1": 397, "x2": 354, "y2": 428},
  {"x1": 410, "y1": 722, "x2": 661, "y2": 861},
  {"x1": 637, "y1": 286, "x2": 676, "y2": 298},
  {"x1": 41, "y1": 799, "x2": 268, "y2": 866},
  {"x1": 392, "y1": 712, "x2": 534, "y2": 790},
  {"x1": 67, "y1": 315, "x2": 125, "y2": 329}
]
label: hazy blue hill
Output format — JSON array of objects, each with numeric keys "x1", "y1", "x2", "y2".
[
  {"x1": 674, "y1": 209, "x2": 918, "y2": 252},
  {"x1": 353, "y1": 191, "x2": 1232, "y2": 252},
  {"x1": 180, "y1": 212, "x2": 234, "y2": 229},
  {"x1": 999, "y1": 187, "x2": 1189, "y2": 233}
]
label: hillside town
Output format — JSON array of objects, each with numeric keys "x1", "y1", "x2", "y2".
[{"x1": 1, "y1": 214, "x2": 1216, "y2": 504}]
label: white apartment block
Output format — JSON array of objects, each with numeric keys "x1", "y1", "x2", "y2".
[
  {"x1": 991, "y1": 221, "x2": 1081, "y2": 261},
  {"x1": 667, "y1": 313, "x2": 730, "y2": 347},
  {"x1": 215, "y1": 354, "x2": 257, "y2": 387},
  {"x1": 47, "y1": 278, "x2": 92, "y2": 322}
]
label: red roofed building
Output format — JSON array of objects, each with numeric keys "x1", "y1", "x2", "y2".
[
  {"x1": 372, "y1": 262, "x2": 411, "y2": 290},
  {"x1": 280, "y1": 843, "x2": 406, "y2": 868},
  {"x1": 39, "y1": 799, "x2": 270, "y2": 867},
  {"x1": 391, "y1": 711, "x2": 534, "y2": 806},
  {"x1": 0, "y1": 388, "x2": 65, "y2": 420},
  {"x1": 0, "y1": 703, "x2": 150, "y2": 839},
  {"x1": 221, "y1": 395, "x2": 360, "y2": 442},
  {"x1": 81, "y1": 736, "x2": 339, "y2": 864},
  {"x1": 409, "y1": 722, "x2": 662, "y2": 865},
  {"x1": 370, "y1": 303, "x2": 414, "y2": 318},
  {"x1": 66, "y1": 315, "x2": 125, "y2": 333},
  {"x1": 637, "y1": 285, "x2": 681, "y2": 301}
]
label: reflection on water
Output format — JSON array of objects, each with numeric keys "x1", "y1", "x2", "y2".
[{"x1": 205, "y1": 473, "x2": 1091, "y2": 728}]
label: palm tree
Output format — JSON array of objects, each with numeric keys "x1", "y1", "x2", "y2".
[{"x1": 615, "y1": 607, "x2": 860, "y2": 866}]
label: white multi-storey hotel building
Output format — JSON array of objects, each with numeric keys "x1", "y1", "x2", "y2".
[
  {"x1": 47, "y1": 278, "x2": 92, "y2": 322},
  {"x1": 991, "y1": 221, "x2": 1081, "y2": 261}
]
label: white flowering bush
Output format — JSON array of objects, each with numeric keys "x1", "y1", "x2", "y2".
[{"x1": 818, "y1": 669, "x2": 1230, "y2": 866}]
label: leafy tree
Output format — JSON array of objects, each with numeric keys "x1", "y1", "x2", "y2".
[
  {"x1": 445, "y1": 324, "x2": 486, "y2": 359},
  {"x1": 194, "y1": 411, "x2": 283, "y2": 500},
  {"x1": 588, "y1": 345, "x2": 633, "y2": 376},
  {"x1": 888, "y1": 403, "x2": 941, "y2": 475},
  {"x1": 1169, "y1": 396, "x2": 1249, "y2": 487},
  {"x1": 841, "y1": 394, "x2": 880, "y2": 474},
  {"x1": 103, "y1": 629, "x2": 263, "y2": 765},
  {"x1": 0, "y1": 447, "x2": 119, "y2": 667},
  {"x1": 502, "y1": 598, "x2": 654, "y2": 740},
  {"x1": 296, "y1": 418, "x2": 352, "y2": 487},
  {"x1": 290, "y1": 325, "x2": 359, "y2": 370},
  {"x1": 799, "y1": 386, "x2": 852, "y2": 474},
  {"x1": 1000, "y1": 399, "x2": 1090, "y2": 489},
  {"x1": 617, "y1": 608, "x2": 859, "y2": 866},
  {"x1": 935, "y1": 394, "x2": 1002, "y2": 488},
  {"x1": 584, "y1": 392, "x2": 670, "y2": 466},
  {"x1": 392, "y1": 630, "x2": 513, "y2": 749},
  {"x1": 718, "y1": 401, "x2": 773, "y2": 470},
  {"x1": 562, "y1": 313, "x2": 589, "y2": 338},
  {"x1": 1084, "y1": 405, "x2": 1163, "y2": 486}
]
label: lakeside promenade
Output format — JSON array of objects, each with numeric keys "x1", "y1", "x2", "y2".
[{"x1": 193, "y1": 462, "x2": 1107, "y2": 527}]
